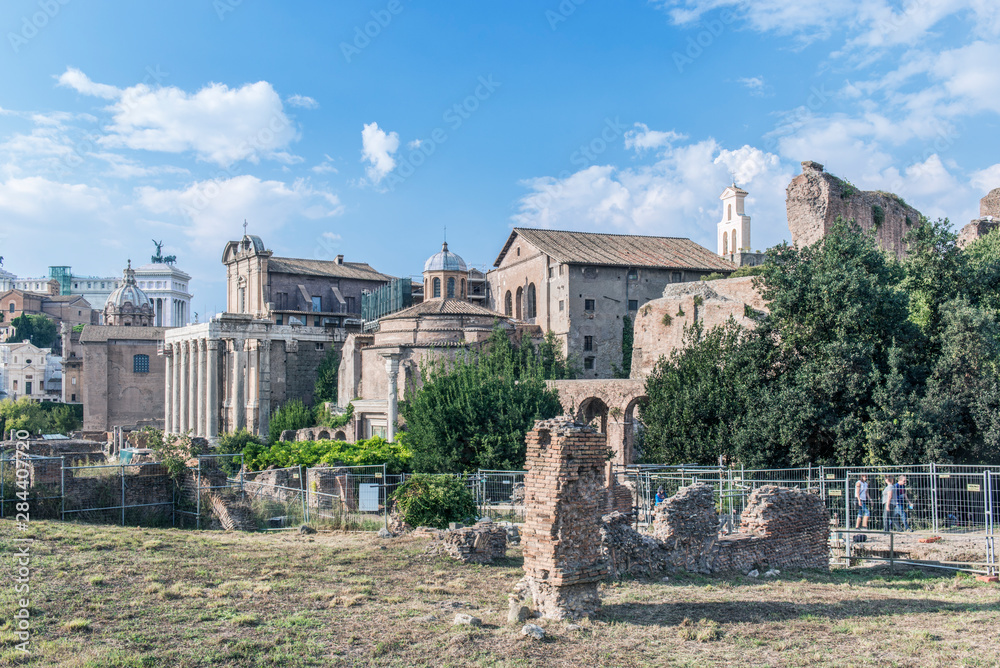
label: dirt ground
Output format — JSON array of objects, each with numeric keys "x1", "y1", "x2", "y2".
[{"x1": 2, "y1": 520, "x2": 1000, "y2": 667}]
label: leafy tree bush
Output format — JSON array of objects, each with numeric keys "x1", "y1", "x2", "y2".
[
  {"x1": 389, "y1": 474, "x2": 477, "y2": 529},
  {"x1": 140, "y1": 428, "x2": 202, "y2": 481},
  {"x1": 9, "y1": 314, "x2": 58, "y2": 348},
  {"x1": 400, "y1": 327, "x2": 563, "y2": 473},
  {"x1": 0, "y1": 399, "x2": 82, "y2": 436},
  {"x1": 241, "y1": 435, "x2": 411, "y2": 473},
  {"x1": 267, "y1": 399, "x2": 314, "y2": 444},
  {"x1": 313, "y1": 347, "x2": 339, "y2": 404}
]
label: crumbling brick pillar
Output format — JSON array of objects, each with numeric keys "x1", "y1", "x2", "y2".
[{"x1": 519, "y1": 417, "x2": 608, "y2": 619}]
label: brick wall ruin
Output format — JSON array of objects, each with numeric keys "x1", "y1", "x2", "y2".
[
  {"x1": 602, "y1": 482, "x2": 829, "y2": 578},
  {"x1": 516, "y1": 417, "x2": 609, "y2": 619},
  {"x1": 787, "y1": 161, "x2": 923, "y2": 260},
  {"x1": 981, "y1": 187, "x2": 1000, "y2": 218},
  {"x1": 442, "y1": 519, "x2": 508, "y2": 564}
]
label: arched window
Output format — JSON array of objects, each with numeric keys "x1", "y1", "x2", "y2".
[
  {"x1": 433, "y1": 278, "x2": 441, "y2": 298},
  {"x1": 526, "y1": 283, "x2": 536, "y2": 320},
  {"x1": 504, "y1": 291, "x2": 512, "y2": 316},
  {"x1": 722, "y1": 232, "x2": 728, "y2": 254},
  {"x1": 461, "y1": 279, "x2": 466, "y2": 298},
  {"x1": 727, "y1": 204, "x2": 732, "y2": 220},
  {"x1": 447, "y1": 277, "x2": 456, "y2": 298},
  {"x1": 515, "y1": 287, "x2": 523, "y2": 320},
  {"x1": 8, "y1": 302, "x2": 14, "y2": 313},
  {"x1": 732, "y1": 228, "x2": 738, "y2": 251},
  {"x1": 133, "y1": 354, "x2": 149, "y2": 373}
]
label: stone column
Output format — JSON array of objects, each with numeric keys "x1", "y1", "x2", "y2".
[
  {"x1": 195, "y1": 339, "x2": 206, "y2": 438},
  {"x1": 164, "y1": 345, "x2": 173, "y2": 433},
  {"x1": 383, "y1": 353, "x2": 400, "y2": 442},
  {"x1": 178, "y1": 342, "x2": 189, "y2": 433},
  {"x1": 172, "y1": 342, "x2": 182, "y2": 433},
  {"x1": 232, "y1": 339, "x2": 246, "y2": 432},
  {"x1": 206, "y1": 339, "x2": 219, "y2": 439},
  {"x1": 257, "y1": 339, "x2": 272, "y2": 440},
  {"x1": 518, "y1": 416, "x2": 608, "y2": 620},
  {"x1": 187, "y1": 340, "x2": 197, "y2": 435},
  {"x1": 245, "y1": 340, "x2": 258, "y2": 435}
]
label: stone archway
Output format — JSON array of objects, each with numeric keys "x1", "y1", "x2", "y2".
[
  {"x1": 623, "y1": 395, "x2": 648, "y2": 464},
  {"x1": 316, "y1": 429, "x2": 331, "y2": 440},
  {"x1": 578, "y1": 396, "x2": 609, "y2": 434}
]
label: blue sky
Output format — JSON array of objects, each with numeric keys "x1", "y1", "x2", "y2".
[{"x1": 1, "y1": 1, "x2": 998, "y2": 316}]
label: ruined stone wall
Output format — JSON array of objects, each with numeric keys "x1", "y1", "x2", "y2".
[
  {"x1": 786, "y1": 161, "x2": 923, "y2": 260},
  {"x1": 957, "y1": 218, "x2": 1000, "y2": 249},
  {"x1": 519, "y1": 417, "x2": 608, "y2": 619},
  {"x1": 601, "y1": 482, "x2": 829, "y2": 578},
  {"x1": 981, "y1": 187, "x2": 1000, "y2": 218},
  {"x1": 443, "y1": 520, "x2": 508, "y2": 564}
]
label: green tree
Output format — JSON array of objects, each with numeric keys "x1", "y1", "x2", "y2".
[
  {"x1": 536, "y1": 330, "x2": 575, "y2": 380},
  {"x1": 268, "y1": 399, "x2": 314, "y2": 444},
  {"x1": 10, "y1": 314, "x2": 58, "y2": 348},
  {"x1": 313, "y1": 346, "x2": 339, "y2": 405},
  {"x1": 400, "y1": 326, "x2": 563, "y2": 472},
  {"x1": 613, "y1": 315, "x2": 634, "y2": 378},
  {"x1": 389, "y1": 474, "x2": 477, "y2": 529}
]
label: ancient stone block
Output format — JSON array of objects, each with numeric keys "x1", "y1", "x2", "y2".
[{"x1": 442, "y1": 520, "x2": 508, "y2": 564}]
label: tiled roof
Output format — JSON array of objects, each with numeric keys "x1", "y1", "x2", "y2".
[
  {"x1": 381, "y1": 299, "x2": 509, "y2": 321},
  {"x1": 495, "y1": 228, "x2": 737, "y2": 272},
  {"x1": 268, "y1": 257, "x2": 393, "y2": 283},
  {"x1": 79, "y1": 325, "x2": 166, "y2": 343}
]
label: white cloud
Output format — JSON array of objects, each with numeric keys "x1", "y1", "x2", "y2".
[
  {"x1": 623, "y1": 123, "x2": 685, "y2": 152},
  {"x1": 738, "y1": 76, "x2": 768, "y2": 96},
  {"x1": 321, "y1": 231, "x2": 341, "y2": 242},
  {"x1": 971, "y1": 163, "x2": 1000, "y2": 194},
  {"x1": 136, "y1": 175, "x2": 343, "y2": 251},
  {"x1": 286, "y1": 94, "x2": 318, "y2": 109},
  {"x1": 57, "y1": 67, "x2": 298, "y2": 167},
  {"x1": 360, "y1": 122, "x2": 399, "y2": 185},
  {"x1": 514, "y1": 132, "x2": 793, "y2": 250},
  {"x1": 0, "y1": 176, "x2": 110, "y2": 219},
  {"x1": 311, "y1": 154, "x2": 338, "y2": 174}
]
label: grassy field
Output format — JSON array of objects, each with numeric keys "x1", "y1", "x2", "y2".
[{"x1": 1, "y1": 520, "x2": 999, "y2": 667}]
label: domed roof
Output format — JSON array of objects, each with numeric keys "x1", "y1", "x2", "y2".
[
  {"x1": 423, "y1": 242, "x2": 467, "y2": 273},
  {"x1": 105, "y1": 260, "x2": 151, "y2": 309}
]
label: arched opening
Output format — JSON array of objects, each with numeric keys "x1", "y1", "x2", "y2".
[
  {"x1": 433, "y1": 278, "x2": 441, "y2": 298},
  {"x1": 447, "y1": 277, "x2": 456, "y2": 298},
  {"x1": 461, "y1": 278, "x2": 466, "y2": 298},
  {"x1": 515, "y1": 287, "x2": 523, "y2": 320},
  {"x1": 623, "y1": 396, "x2": 648, "y2": 465},
  {"x1": 334, "y1": 430, "x2": 346, "y2": 441},
  {"x1": 732, "y1": 228, "x2": 738, "y2": 251},
  {"x1": 722, "y1": 231, "x2": 728, "y2": 254},
  {"x1": 526, "y1": 283, "x2": 536, "y2": 320},
  {"x1": 727, "y1": 203, "x2": 732, "y2": 220},
  {"x1": 504, "y1": 291, "x2": 512, "y2": 316},
  {"x1": 578, "y1": 397, "x2": 609, "y2": 434},
  {"x1": 316, "y1": 430, "x2": 331, "y2": 440}
]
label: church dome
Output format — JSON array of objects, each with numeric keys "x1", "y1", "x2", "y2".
[
  {"x1": 106, "y1": 260, "x2": 151, "y2": 309},
  {"x1": 423, "y1": 242, "x2": 467, "y2": 273}
]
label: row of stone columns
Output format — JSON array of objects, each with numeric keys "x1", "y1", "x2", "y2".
[{"x1": 164, "y1": 338, "x2": 219, "y2": 437}]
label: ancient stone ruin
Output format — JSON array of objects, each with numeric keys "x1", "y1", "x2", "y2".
[
  {"x1": 515, "y1": 417, "x2": 609, "y2": 620},
  {"x1": 602, "y1": 482, "x2": 829, "y2": 578},
  {"x1": 786, "y1": 161, "x2": 923, "y2": 260},
  {"x1": 442, "y1": 520, "x2": 508, "y2": 564}
]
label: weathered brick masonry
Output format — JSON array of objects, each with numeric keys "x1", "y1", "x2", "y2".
[
  {"x1": 518, "y1": 417, "x2": 609, "y2": 619},
  {"x1": 443, "y1": 520, "x2": 508, "y2": 564}
]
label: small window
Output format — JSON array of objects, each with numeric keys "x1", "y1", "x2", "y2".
[
  {"x1": 316, "y1": 342, "x2": 324, "y2": 350},
  {"x1": 71, "y1": 393, "x2": 76, "y2": 402},
  {"x1": 275, "y1": 315, "x2": 283, "y2": 325},
  {"x1": 72, "y1": 377, "x2": 76, "y2": 385},
  {"x1": 516, "y1": 247, "x2": 520, "y2": 256},
  {"x1": 628, "y1": 299, "x2": 638, "y2": 311},
  {"x1": 133, "y1": 354, "x2": 149, "y2": 373},
  {"x1": 548, "y1": 267, "x2": 555, "y2": 278},
  {"x1": 558, "y1": 300, "x2": 564, "y2": 312},
  {"x1": 311, "y1": 296, "x2": 322, "y2": 312},
  {"x1": 584, "y1": 299, "x2": 595, "y2": 312},
  {"x1": 559, "y1": 265, "x2": 564, "y2": 276},
  {"x1": 447, "y1": 277, "x2": 456, "y2": 298},
  {"x1": 584, "y1": 357, "x2": 595, "y2": 370},
  {"x1": 671, "y1": 272, "x2": 683, "y2": 283},
  {"x1": 433, "y1": 278, "x2": 441, "y2": 298},
  {"x1": 583, "y1": 267, "x2": 598, "y2": 279},
  {"x1": 584, "y1": 336, "x2": 594, "y2": 351},
  {"x1": 314, "y1": 316, "x2": 321, "y2": 327},
  {"x1": 627, "y1": 269, "x2": 638, "y2": 281},
  {"x1": 8, "y1": 302, "x2": 13, "y2": 313}
]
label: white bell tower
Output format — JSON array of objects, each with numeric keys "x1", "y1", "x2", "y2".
[{"x1": 718, "y1": 184, "x2": 751, "y2": 256}]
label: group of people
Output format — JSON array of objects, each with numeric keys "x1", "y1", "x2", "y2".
[{"x1": 854, "y1": 474, "x2": 914, "y2": 532}]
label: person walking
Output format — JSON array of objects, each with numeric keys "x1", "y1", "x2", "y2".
[
  {"x1": 894, "y1": 475, "x2": 913, "y2": 531},
  {"x1": 654, "y1": 486, "x2": 666, "y2": 506},
  {"x1": 855, "y1": 474, "x2": 870, "y2": 529},
  {"x1": 882, "y1": 476, "x2": 896, "y2": 532}
]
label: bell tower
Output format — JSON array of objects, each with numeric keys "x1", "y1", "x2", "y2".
[{"x1": 718, "y1": 184, "x2": 751, "y2": 257}]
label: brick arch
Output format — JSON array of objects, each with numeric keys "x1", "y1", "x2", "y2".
[
  {"x1": 546, "y1": 378, "x2": 645, "y2": 465},
  {"x1": 577, "y1": 396, "x2": 609, "y2": 434}
]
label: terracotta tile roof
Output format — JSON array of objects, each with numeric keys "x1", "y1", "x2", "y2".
[
  {"x1": 381, "y1": 299, "x2": 509, "y2": 321},
  {"x1": 495, "y1": 228, "x2": 737, "y2": 272},
  {"x1": 268, "y1": 257, "x2": 393, "y2": 282},
  {"x1": 79, "y1": 325, "x2": 166, "y2": 343}
]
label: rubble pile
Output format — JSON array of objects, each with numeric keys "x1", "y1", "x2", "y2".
[{"x1": 442, "y1": 519, "x2": 508, "y2": 564}]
